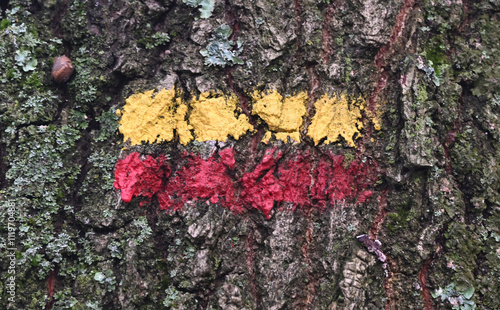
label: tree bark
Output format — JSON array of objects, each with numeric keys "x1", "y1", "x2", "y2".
[{"x1": 1, "y1": 0, "x2": 499, "y2": 309}]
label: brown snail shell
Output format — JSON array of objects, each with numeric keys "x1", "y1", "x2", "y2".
[{"x1": 52, "y1": 55, "x2": 74, "y2": 83}]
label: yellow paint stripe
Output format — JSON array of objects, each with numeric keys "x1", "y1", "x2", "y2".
[
  {"x1": 117, "y1": 88, "x2": 253, "y2": 145},
  {"x1": 118, "y1": 88, "x2": 375, "y2": 147},
  {"x1": 189, "y1": 92, "x2": 254, "y2": 141},
  {"x1": 117, "y1": 88, "x2": 191, "y2": 145},
  {"x1": 307, "y1": 94, "x2": 365, "y2": 147},
  {"x1": 252, "y1": 90, "x2": 308, "y2": 143}
]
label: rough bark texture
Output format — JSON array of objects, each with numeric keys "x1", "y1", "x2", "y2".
[{"x1": 1, "y1": 0, "x2": 499, "y2": 309}]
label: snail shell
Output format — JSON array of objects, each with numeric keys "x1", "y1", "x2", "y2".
[{"x1": 52, "y1": 55, "x2": 74, "y2": 83}]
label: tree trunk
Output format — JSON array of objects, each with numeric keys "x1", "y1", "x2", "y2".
[{"x1": 1, "y1": 0, "x2": 499, "y2": 309}]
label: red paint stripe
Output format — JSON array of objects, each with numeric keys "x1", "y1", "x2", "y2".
[{"x1": 114, "y1": 148, "x2": 379, "y2": 219}]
